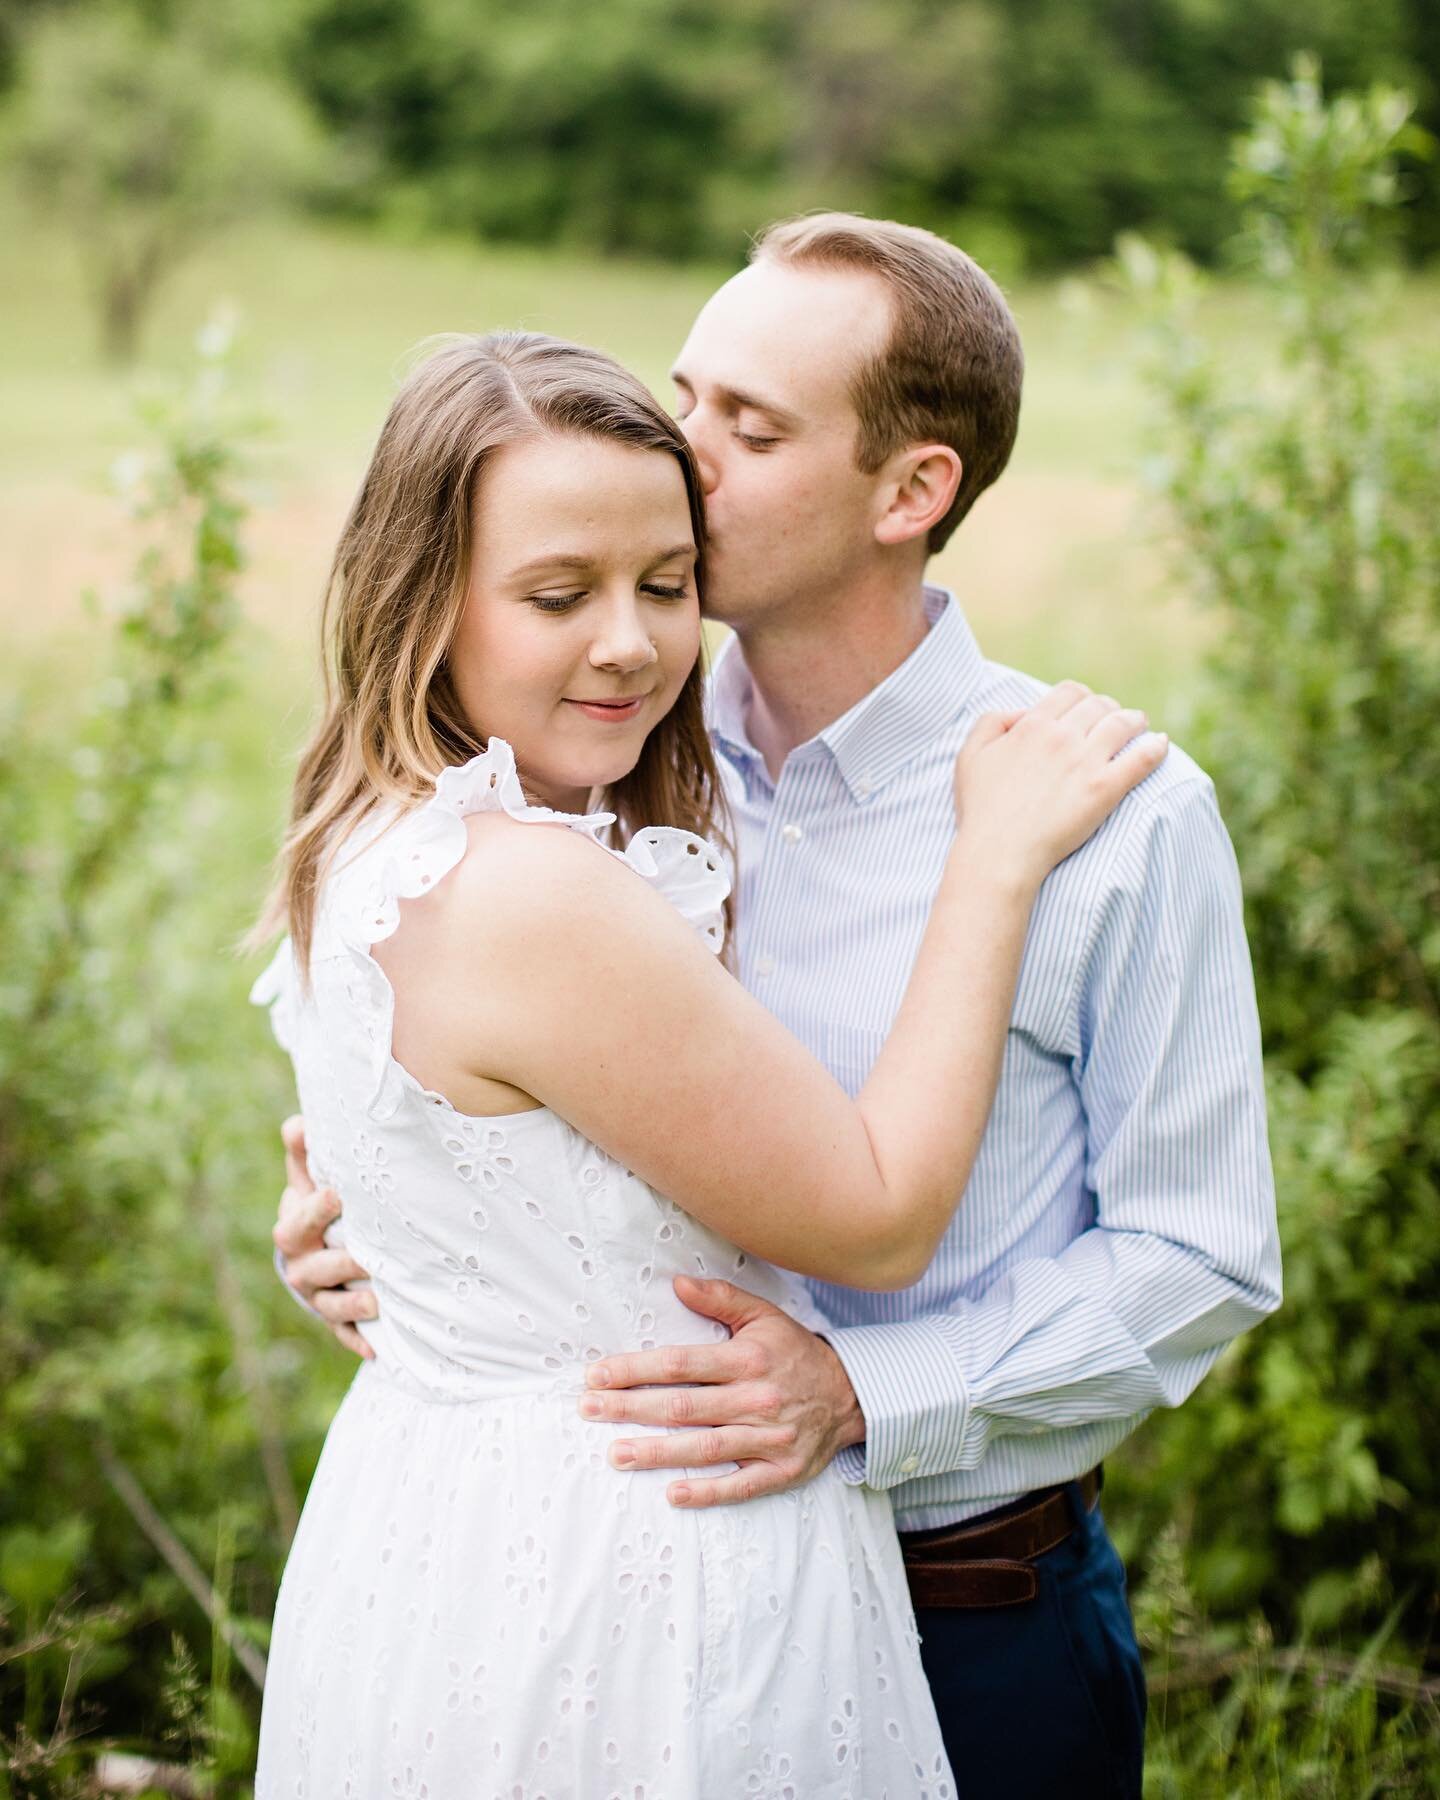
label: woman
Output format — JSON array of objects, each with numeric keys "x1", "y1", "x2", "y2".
[{"x1": 250, "y1": 331, "x2": 1165, "y2": 1797}]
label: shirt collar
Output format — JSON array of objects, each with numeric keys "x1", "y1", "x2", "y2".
[{"x1": 708, "y1": 587, "x2": 987, "y2": 802}]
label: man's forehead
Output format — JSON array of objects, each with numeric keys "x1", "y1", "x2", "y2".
[{"x1": 675, "y1": 261, "x2": 891, "y2": 414}]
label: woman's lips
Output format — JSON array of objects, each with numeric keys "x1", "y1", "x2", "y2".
[{"x1": 564, "y1": 696, "x2": 647, "y2": 723}]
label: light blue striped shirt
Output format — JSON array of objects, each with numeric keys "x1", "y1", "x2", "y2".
[{"x1": 709, "y1": 587, "x2": 1282, "y2": 1531}]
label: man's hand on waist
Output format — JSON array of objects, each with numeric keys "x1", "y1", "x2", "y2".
[
  {"x1": 576, "y1": 1276, "x2": 864, "y2": 1508},
  {"x1": 274, "y1": 1113, "x2": 376, "y2": 1358}
]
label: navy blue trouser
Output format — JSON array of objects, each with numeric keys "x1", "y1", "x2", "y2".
[{"x1": 911, "y1": 1483, "x2": 1147, "y2": 1798}]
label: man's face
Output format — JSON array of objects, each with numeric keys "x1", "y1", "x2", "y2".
[{"x1": 671, "y1": 260, "x2": 894, "y2": 629}]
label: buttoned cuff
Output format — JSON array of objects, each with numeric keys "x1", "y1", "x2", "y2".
[{"x1": 824, "y1": 1318, "x2": 972, "y2": 1491}]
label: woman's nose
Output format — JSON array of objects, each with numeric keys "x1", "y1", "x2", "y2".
[{"x1": 590, "y1": 600, "x2": 659, "y2": 673}]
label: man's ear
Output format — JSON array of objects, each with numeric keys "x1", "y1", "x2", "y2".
[{"x1": 873, "y1": 444, "x2": 963, "y2": 548}]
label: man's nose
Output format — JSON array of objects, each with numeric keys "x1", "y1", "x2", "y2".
[
  {"x1": 679, "y1": 411, "x2": 719, "y2": 496},
  {"x1": 590, "y1": 597, "x2": 659, "y2": 672}
]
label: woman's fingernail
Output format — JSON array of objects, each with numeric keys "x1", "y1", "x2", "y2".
[
  {"x1": 579, "y1": 1396, "x2": 603, "y2": 1419},
  {"x1": 588, "y1": 1366, "x2": 610, "y2": 1388},
  {"x1": 670, "y1": 1484, "x2": 691, "y2": 1505},
  {"x1": 611, "y1": 1444, "x2": 635, "y2": 1469}
]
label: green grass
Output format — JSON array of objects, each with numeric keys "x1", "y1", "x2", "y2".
[{"x1": 4, "y1": 191, "x2": 1437, "y2": 723}]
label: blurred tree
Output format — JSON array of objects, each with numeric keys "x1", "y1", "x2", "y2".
[
  {"x1": 280, "y1": 0, "x2": 1439, "y2": 267},
  {"x1": 4, "y1": 6, "x2": 324, "y2": 362},
  {"x1": 953, "y1": 0, "x2": 1426, "y2": 266},
  {"x1": 4, "y1": 0, "x2": 1437, "y2": 270},
  {"x1": 291, "y1": 0, "x2": 755, "y2": 257}
]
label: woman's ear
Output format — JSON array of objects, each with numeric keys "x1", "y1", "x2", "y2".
[{"x1": 873, "y1": 445, "x2": 963, "y2": 548}]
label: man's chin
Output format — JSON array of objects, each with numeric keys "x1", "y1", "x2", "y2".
[{"x1": 700, "y1": 572, "x2": 767, "y2": 632}]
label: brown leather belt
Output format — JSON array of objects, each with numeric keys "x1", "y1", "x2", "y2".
[{"x1": 900, "y1": 1467, "x2": 1101, "y2": 1609}]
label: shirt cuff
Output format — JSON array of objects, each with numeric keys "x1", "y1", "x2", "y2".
[{"x1": 824, "y1": 1317, "x2": 972, "y2": 1490}]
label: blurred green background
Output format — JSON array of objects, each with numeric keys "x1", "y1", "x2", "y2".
[{"x1": 1, "y1": 2, "x2": 1438, "y2": 1794}]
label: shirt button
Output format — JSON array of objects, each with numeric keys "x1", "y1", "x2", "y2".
[
  {"x1": 899, "y1": 1453, "x2": 920, "y2": 1475},
  {"x1": 780, "y1": 823, "x2": 803, "y2": 845},
  {"x1": 856, "y1": 774, "x2": 875, "y2": 798},
  {"x1": 755, "y1": 955, "x2": 776, "y2": 978}
]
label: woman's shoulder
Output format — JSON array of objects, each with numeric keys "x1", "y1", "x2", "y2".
[
  {"x1": 448, "y1": 807, "x2": 630, "y2": 912},
  {"x1": 425, "y1": 823, "x2": 728, "y2": 1013},
  {"x1": 440, "y1": 809, "x2": 690, "y2": 953},
  {"x1": 326, "y1": 739, "x2": 729, "y2": 963}
]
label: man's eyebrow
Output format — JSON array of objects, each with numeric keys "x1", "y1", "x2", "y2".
[{"x1": 669, "y1": 370, "x2": 801, "y2": 430}]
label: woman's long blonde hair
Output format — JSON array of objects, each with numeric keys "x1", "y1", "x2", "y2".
[{"x1": 255, "y1": 331, "x2": 728, "y2": 970}]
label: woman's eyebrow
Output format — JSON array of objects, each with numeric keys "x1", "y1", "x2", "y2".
[
  {"x1": 645, "y1": 543, "x2": 698, "y2": 569},
  {"x1": 508, "y1": 552, "x2": 594, "y2": 577},
  {"x1": 507, "y1": 544, "x2": 695, "y2": 580}
]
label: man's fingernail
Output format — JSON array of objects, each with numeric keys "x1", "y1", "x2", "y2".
[
  {"x1": 579, "y1": 1396, "x2": 603, "y2": 1419},
  {"x1": 611, "y1": 1444, "x2": 635, "y2": 1469},
  {"x1": 588, "y1": 1366, "x2": 610, "y2": 1388},
  {"x1": 670, "y1": 1484, "x2": 692, "y2": 1505}
]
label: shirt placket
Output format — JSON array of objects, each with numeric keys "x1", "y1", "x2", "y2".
[{"x1": 737, "y1": 749, "x2": 831, "y2": 996}]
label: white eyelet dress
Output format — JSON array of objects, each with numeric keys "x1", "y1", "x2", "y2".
[{"x1": 250, "y1": 739, "x2": 954, "y2": 1800}]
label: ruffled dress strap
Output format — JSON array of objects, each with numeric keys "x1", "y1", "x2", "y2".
[{"x1": 250, "y1": 737, "x2": 730, "y2": 1116}]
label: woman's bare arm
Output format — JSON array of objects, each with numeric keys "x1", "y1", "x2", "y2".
[{"x1": 381, "y1": 686, "x2": 1166, "y2": 1289}]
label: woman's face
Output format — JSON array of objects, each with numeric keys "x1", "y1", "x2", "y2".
[{"x1": 451, "y1": 433, "x2": 702, "y2": 812}]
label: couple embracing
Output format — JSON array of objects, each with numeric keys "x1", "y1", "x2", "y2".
[{"x1": 253, "y1": 213, "x2": 1281, "y2": 1798}]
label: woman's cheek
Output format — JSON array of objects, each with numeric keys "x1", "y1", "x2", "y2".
[{"x1": 669, "y1": 606, "x2": 703, "y2": 679}]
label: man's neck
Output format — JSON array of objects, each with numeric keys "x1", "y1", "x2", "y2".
[{"x1": 733, "y1": 574, "x2": 933, "y2": 780}]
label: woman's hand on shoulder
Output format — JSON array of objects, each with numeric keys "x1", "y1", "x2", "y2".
[{"x1": 953, "y1": 681, "x2": 1167, "y2": 891}]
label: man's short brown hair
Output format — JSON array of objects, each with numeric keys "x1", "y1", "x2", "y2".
[{"x1": 750, "y1": 212, "x2": 1024, "y2": 552}]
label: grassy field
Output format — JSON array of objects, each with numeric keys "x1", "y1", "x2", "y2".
[
  {"x1": 0, "y1": 208, "x2": 1355, "y2": 691},
  {"x1": 5, "y1": 194, "x2": 1437, "y2": 729}
]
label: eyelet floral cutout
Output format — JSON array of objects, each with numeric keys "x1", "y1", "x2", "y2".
[
  {"x1": 438, "y1": 1118, "x2": 516, "y2": 1188},
  {"x1": 250, "y1": 737, "x2": 954, "y2": 1796}
]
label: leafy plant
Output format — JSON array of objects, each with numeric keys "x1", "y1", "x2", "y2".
[
  {"x1": 0, "y1": 322, "x2": 305, "y2": 1792},
  {"x1": 1108, "y1": 57, "x2": 1440, "y2": 1657},
  {"x1": 1136, "y1": 1533, "x2": 1440, "y2": 1796},
  {"x1": 4, "y1": 9, "x2": 322, "y2": 362}
]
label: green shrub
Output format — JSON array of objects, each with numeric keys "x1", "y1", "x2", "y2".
[
  {"x1": 1108, "y1": 59, "x2": 1440, "y2": 1652},
  {"x1": 0, "y1": 328, "x2": 323, "y2": 1794}
]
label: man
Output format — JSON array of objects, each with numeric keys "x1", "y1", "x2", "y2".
[{"x1": 274, "y1": 213, "x2": 1281, "y2": 1796}]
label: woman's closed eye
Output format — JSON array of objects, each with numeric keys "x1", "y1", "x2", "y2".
[
  {"x1": 526, "y1": 580, "x2": 690, "y2": 614},
  {"x1": 527, "y1": 591, "x2": 587, "y2": 613}
]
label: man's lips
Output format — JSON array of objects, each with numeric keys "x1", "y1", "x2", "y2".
[{"x1": 563, "y1": 695, "x2": 649, "y2": 722}]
